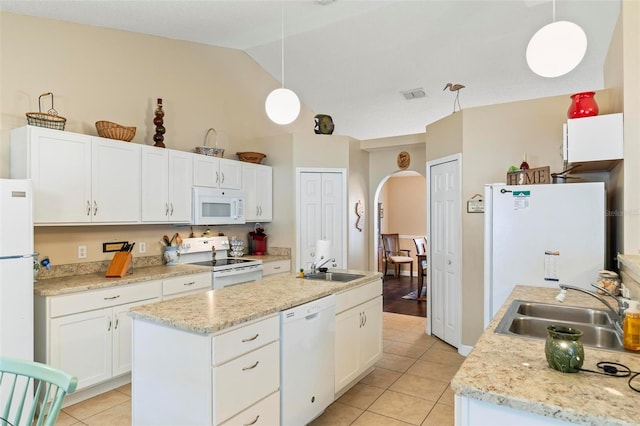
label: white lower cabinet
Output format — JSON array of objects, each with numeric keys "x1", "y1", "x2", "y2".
[
  {"x1": 35, "y1": 280, "x2": 162, "y2": 391},
  {"x1": 132, "y1": 314, "x2": 280, "y2": 425},
  {"x1": 261, "y1": 260, "x2": 291, "y2": 277},
  {"x1": 334, "y1": 279, "x2": 383, "y2": 395},
  {"x1": 161, "y1": 272, "x2": 212, "y2": 300}
]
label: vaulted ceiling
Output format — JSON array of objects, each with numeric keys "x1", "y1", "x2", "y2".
[{"x1": 0, "y1": 0, "x2": 620, "y2": 140}]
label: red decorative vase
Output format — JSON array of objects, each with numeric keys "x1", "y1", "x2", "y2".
[{"x1": 567, "y1": 92, "x2": 599, "y2": 119}]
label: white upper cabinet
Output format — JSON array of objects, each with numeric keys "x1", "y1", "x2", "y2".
[
  {"x1": 193, "y1": 155, "x2": 242, "y2": 190},
  {"x1": 11, "y1": 126, "x2": 140, "y2": 224},
  {"x1": 141, "y1": 146, "x2": 192, "y2": 223},
  {"x1": 242, "y1": 163, "x2": 272, "y2": 222},
  {"x1": 563, "y1": 113, "x2": 623, "y2": 166},
  {"x1": 91, "y1": 137, "x2": 141, "y2": 223}
]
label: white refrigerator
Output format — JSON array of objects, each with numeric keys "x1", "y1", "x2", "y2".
[
  {"x1": 0, "y1": 179, "x2": 34, "y2": 360},
  {"x1": 484, "y1": 182, "x2": 605, "y2": 327}
]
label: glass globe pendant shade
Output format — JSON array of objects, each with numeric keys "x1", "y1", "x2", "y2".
[
  {"x1": 526, "y1": 21, "x2": 587, "y2": 78},
  {"x1": 265, "y1": 88, "x2": 300, "y2": 125}
]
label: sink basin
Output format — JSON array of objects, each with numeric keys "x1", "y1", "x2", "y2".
[
  {"x1": 516, "y1": 302, "x2": 613, "y2": 325},
  {"x1": 304, "y1": 272, "x2": 364, "y2": 282},
  {"x1": 495, "y1": 300, "x2": 625, "y2": 352}
]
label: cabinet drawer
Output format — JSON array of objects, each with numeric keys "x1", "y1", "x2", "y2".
[
  {"x1": 162, "y1": 272, "x2": 211, "y2": 297},
  {"x1": 262, "y1": 260, "x2": 290, "y2": 276},
  {"x1": 214, "y1": 341, "x2": 279, "y2": 424},
  {"x1": 219, "y1": 391, "x2": 279, "y2": 426},
  {"x1": 335, "y1": 279, "x2": 382, "y2": 314},
  {"x1": 49, "y1": 280, "x2": 162, "y2": 318},
  {"x1": 212, "y1": 315, "x2": 279, "y2": 365}
]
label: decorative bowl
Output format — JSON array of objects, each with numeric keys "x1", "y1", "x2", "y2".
[
  {"x1": 95, "y1": 121, "x2": 136, "y2": 142},
  {"x1": 236, "y1": 152, "x2": 266, "y2": 164}
]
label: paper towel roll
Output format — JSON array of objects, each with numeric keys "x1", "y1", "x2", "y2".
[{"x1": 315, "y1": 239, "x2": 332, "y2": 261}]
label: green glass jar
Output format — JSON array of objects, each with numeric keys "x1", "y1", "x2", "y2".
[{"x1": 545, "y1": 325, "x2": 584, "y2": 373}]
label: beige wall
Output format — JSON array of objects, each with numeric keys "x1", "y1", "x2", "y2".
[
  {"x1": 348, "y1": 138, "x2": 370, "y2": 270},
  {"x1": 603, "y1": 0, "x2": 640, "y2": 296},
  {"x1": 426, "y1": 92, "x2": 616, "y2": 347},
  {"x1": 0, "y1": 12, "x2": 319, "y2": 264}
]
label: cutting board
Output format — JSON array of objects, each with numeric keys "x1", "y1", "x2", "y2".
[{"x1": 105, "y1": 252, "x2": 132, "y2": 277}]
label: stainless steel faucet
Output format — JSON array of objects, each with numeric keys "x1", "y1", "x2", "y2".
[
  {"x1": 557, "y1": 283, "x2": 629, "y2": 336},
  {"x1": 310, "y1": 257, "x2": 336, "y2": 274}
]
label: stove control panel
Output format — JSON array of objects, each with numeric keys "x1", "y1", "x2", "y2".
[{"x1": 178, "y1": 236, "x2": 229, "y2": 254}]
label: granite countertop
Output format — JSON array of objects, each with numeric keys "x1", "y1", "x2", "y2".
[
  {"x1": 451, "y1": 285, "x2": 640, "y2": 425},
  {"x1": 129, "y1": 269, "x2": 381, "y2": 334},
  {"x1": 33, "y1": 264, "x2": 212, "y2": 297}
]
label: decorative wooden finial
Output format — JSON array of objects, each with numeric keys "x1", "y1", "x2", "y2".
[{"x1": 153, "y1": 98, "x2": 166, "y2": 148}]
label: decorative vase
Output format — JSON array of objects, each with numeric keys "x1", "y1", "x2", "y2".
[
  {"x1": 153, "y1": 98, "x2": 166, "y2": 148},
  {"x1": 567, "y1": 92, "x2": 599, "y2": 119},
  {"x1": 545, "y1": 325, "x2": 584, "y2": 373}
]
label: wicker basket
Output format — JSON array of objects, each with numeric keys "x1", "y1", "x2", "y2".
[
  {"x1": 194, "y1": 128, "x2": 224, "y2": 157},
  {"x1": 26, "y1": 92, "x2": 66, "y2": 130},
  {"x1": 236, "y1": 152, "x2": 266, "y2": 164},
  {"x1": 95, "y1": 121, "x2": 136, "y2": 142},
  {"x1": 195, "y1": 146, "x2": 224, "y2": 157}
]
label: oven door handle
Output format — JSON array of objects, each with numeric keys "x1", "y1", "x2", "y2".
[{"x1": 214, "y1": 266, "x2": 262, "y2": 277}]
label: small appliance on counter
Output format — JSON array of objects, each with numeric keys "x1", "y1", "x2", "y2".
[{"x1": 248, "y1": 223, "x2": 267, "y2": 255}]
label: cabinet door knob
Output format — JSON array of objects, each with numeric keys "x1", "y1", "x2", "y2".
[
  {"x1": 170, "y1": 203, "x2": 174, "y2": 215},
  {"x1": 93, "y1": 201, "x2": 98, "y2": 216},
  {"x1": 165, "y1": 203, "x2": 169, "y2": 215},
  {"x1": 86, "y1": 201, "x2": 91, "y2": 216},
  {"x1": 216, "y1": 171, "x2": 219, "y2": 184},
  {"x1": 107, "y1": 319, "x2": 112, "y2": 331},
  {"x1": 221, "y1": 172, "x2": 225, "y2": 184}
]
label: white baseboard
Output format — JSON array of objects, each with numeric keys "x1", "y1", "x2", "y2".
[{"x1": 458, "y1": 343, "x2": 473, "y2": 357}]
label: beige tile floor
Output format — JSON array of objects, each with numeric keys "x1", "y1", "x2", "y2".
[{"x1": 55, "y1": 312, "x2": 463, "y2": 425}]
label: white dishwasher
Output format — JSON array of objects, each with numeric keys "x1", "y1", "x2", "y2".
[{"x1": 280, "y1": 294, "x2": 335, "y2": 425}]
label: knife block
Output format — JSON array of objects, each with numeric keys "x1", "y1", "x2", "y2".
[{"x1": 105, "y1": 252, "x2": 132, "y2": 277}]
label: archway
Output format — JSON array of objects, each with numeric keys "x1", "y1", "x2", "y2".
[{"x1": 373, "y1": 170, "x2": 426, "y2": 269}]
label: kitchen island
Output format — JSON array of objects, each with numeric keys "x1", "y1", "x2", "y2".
[
  {"x1": 452, "y1": 285, "x2": 639, "y2": 425},
  {"x1": 128, "y1": 269, "x2": 383, "y2": 425}
]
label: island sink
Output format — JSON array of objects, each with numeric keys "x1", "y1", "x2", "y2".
[
  {"x1": 304, "y1": 272, "x2": 364, "y2": 282},
  {"x1": 495, "y1": 300, "x2": 625, "y2": 352}
]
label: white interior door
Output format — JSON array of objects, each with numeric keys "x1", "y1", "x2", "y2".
[
  {"x1": 427, "y1": 155, "x2": 461, "y2": 348},
  {"x1": 297, "y1": 169, "x2": 346, "y2": 271}
]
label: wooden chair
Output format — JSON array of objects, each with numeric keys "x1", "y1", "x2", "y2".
[
  {"x1": 0, "y1": 357, "x2": 78, "y2": 426},
  {"x1": 413, "y1": 237, "x2": 428, "y2": 300},
  {"x1": 381, "y1": 233, "x2": 413, "y2": 279}
]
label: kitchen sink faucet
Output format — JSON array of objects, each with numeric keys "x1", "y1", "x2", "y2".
[
  {"x1": 557, "y1": 283, "x2": 629, "y2": 336},
  {"x1": 310, "y1": 257, "x2": 336, "y2": 274}
]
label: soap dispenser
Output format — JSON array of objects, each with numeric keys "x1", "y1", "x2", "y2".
[{"x1": 623, "y1": 300, "x2": 640, "y2": 351}]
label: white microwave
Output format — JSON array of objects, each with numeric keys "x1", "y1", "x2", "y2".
[{"x1": 192, "y1": 187, "x2": 245, "y2": 225}]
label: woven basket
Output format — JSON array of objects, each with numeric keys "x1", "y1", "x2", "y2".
[
  {"x1": 236, "y1": 152, "x2": 266, "y2": 164},
  {"x1": 95, "y1": 121, "x2": 136, "y2": 142},
  {"x1": 195, "y1": 146, "x2": 224, "y2": 157},
  {"x1": 26, "y1": 92, "x2": 66, "y2": 130}
]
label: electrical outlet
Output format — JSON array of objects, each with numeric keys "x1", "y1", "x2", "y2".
[
  {"x1": 78, "y1": 245, "x2": 87, "y2": 259},
  {"x1": 139, "y1": 242, "x2": 146, "y2": 254}
]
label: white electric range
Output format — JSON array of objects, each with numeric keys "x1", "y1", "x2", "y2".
[{"x1": 177, "y1": 236, "x2": 263, "y2": 289}]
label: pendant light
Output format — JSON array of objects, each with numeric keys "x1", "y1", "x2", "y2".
[
  {"x1": 265, "y1": 1, "x2": 300, "y2": 125},
  {"x1": 526, "y1": 0, "x2": 587, "y2": 78}
]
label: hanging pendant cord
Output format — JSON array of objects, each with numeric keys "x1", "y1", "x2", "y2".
[{"x1": 281, "y1": 0, "x2": 285, "y2": 88}]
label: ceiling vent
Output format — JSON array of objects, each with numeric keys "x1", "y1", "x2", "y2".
[{"x1": 401, "y1": 88, "x2": 426, "y2": 100}]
